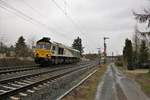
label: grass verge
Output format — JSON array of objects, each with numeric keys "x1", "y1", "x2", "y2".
[
  {"x1": 0, "y1": 57, "x2": 35, "y2": 67},
  {"x1": 62, "y1": 64, "x2": 107, "y2": 100},
  {"x1": 127, "y1": 72, "x2": 150, "y2": 97},
  {"x1": 116, "y1": 64, "x2": 150, "y2": 98},
  {"x1": 116, "y1": 65, "x2": 124, "y2": 71}
]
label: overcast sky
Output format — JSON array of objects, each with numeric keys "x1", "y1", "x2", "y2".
[{"x1": 0, "y1": 0, "x2": 149, "y2": 55}]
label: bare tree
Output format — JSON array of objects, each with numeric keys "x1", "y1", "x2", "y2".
[
  {"x1": 133, "y1": 8, "x2": 150, "y2": 27},
  {"x1": 132, "y1": 27, "x2": 141, "y2": 63},
  {"x1": 133, "y1": 8, "x2": 150, "y2": 47}
]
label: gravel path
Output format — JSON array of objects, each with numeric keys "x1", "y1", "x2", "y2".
[{"x1": 95, "y1": 63, "x2": 149, "y2": 100}]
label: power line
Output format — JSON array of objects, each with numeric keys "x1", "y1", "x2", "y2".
[
  {"x1": 50, "y1": 0, "x2": 92, "y2": 49},
  {"x1": 20, "y1": 0, "x2": 71, "y2": 35},
  {"x1": 63, "y1": 0, "x2": 67, "y2": 14},
  {"x1": 50, "y1": 0, "x2": 100, "y2": 54},
  {"x1": 51, "y1": 0, "x2": 83, "y2": 35},
  {"x1": 21, "y1": 0, "x2": 44, "y2": 17},
  {"x1": 0, "y1": 4, "x2": 38, "y2": 28},
  {"x1": 0, "y1": 0, "x2": 92, "y2": 50},
  {"x1": 0, "y1": 1, "x2": 51, "y2": 32},
  {"x1": 0, "y1": 0, "x2": 68, "y2": 38}
]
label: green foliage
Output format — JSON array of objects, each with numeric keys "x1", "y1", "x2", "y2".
[
  {"x1": 133, "y1": 3, "x2": 150, "y2": 72},
  {"x1": 6, "y1": 45, "x2": 15, "y2": 56},
  {"x1": 72, "y1": 36, "x2": 84, "y2": 55},
  {"x1": 123, "y1": 39, "x2": 133, "y2": 64},
  {"x1": 0, "y1": 42, "x2": 14, "y2": 56},
  {"x1": 115, "y1": 61, "x2": 123, "y2": 67},
  {"x1": 139, "y1": 40, "x2": 149, "y2": 63},
  {"x1": 0, "y1": 42, "x2": 8, "y2": 54},
  {"x1": 9, "y1": 45, "x2": 15, "y2": 51},
  {"x1": 15, "y1": 36, "x2": 28, "y2": 57}
]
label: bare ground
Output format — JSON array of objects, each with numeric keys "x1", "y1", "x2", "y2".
[
  {"x1": 116, "y1": 64, "x2": 150, "y2": 99},
  {"x1": 62, "y1": 65, "x2": 107, "y2": 100},
  {"x1": 0, "y1": 57, "x2": 35, "y2": 67},
  {"x1": 126, "y1": 70, "x2": 150, "y2": 98}
]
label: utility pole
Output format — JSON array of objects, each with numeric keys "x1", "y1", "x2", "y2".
[
  {"x1": 112, "y1": 52, "x2": 114, "y2": 62},
  {"x1": 104, "y1": 37, "x2": 109, "y2": 64},
  {"x1": 0, "y1": 34, "x2": 5, "y2": 53},
  {"x1": 97, "y1": 48, "x2": 101, "y2": 65}
]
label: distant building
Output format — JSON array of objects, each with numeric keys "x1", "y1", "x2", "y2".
[
  {"x1": 0, "y1": 53, "x2": 6, "y2": 58},
  {"x1": 107, "y1": 55, "x2": 123, "y2": 62},
  {"x1": 9, "y1": 51, "x2": 15, "y2": 57}
]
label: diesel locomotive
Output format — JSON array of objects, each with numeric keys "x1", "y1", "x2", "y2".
[{"x1": 34, "y1": 37, "x2": 80, "y2": 65}]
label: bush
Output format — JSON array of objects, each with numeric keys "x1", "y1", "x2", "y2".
[{"x1": 115, "y1": 61, "x2": 123, "y2": 66}]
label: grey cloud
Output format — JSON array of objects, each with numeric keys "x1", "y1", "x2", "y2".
[{"x1": 0, "y1": 0, "x2": 149, "y2": 55}]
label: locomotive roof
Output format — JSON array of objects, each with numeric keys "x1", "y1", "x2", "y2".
[
  {"x1": 52, "y1": 42, "x2": 80, "y2": 52},
  {"x1": 37, "y1": 37, "x2": 51, "y2": 43},
  {"x1": 36, "y1": 37, "x2": 80, "y2": 53}
]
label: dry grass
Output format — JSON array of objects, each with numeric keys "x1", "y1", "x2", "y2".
[
  {"x1": 126, "y1": 70, "x2": 150, "y2": 97},
  {"x1": 0, "y1": 58, "x2": 35, "y2": 67},
  {"x1": 62, "y1": 65, "x2": 107, "y2": 100},
  {"x1": 116, "y1": 65, "x2": 150, "y2": 97}
]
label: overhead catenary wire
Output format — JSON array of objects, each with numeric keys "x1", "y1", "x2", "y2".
[
  {"x1": 20, "y1": 0, "x2": 91, "y2": 51},
  {"x1": 0, "y1": 4, "x2": 39, "y2": 29},
  {"x1": 21, "y1": 0, "x2": 90, "y2": 47},
  {"x1": 20, "y1": 0, "x2": 72, "y2": 35},
  {"x1": 63, "y1": 0, "x2": 67, "y2": 14},
  {"x1": 21, "y1": 0, "x2": 45, "y2": 17},
  {"x1": 51, "y1": 0, "x2": 84, "y2": 35},
  {"x1": 0, "y1": 0, "x2": 69, "y2": 38},
  {"x1": 0, "y1": 0, "x2": 93, "y2": 52},
  {"x1": 50, "y1": 0, "x2": 93, "y2": 50}
]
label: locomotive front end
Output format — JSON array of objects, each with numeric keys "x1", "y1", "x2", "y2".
[{"x1": 34, "y1": 38, "x2": 52, "y2": 64}]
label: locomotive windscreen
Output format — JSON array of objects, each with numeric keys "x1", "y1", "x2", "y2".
[
  {"x1": 36, "y1": 37, "x2": 51, "y2": 49},
  {"x1": 37, "y1": 37, "x2": 51, "y2": 43},
  {"x1": 36, "y1": 44, "x2": 50, "y2": 49}
]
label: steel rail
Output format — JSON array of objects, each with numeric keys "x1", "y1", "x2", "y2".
[
  {"x1": 0, "y1": 64, "x2": 39, "y2": 71},
  {"x1": 57, "y1": 68, "x2": 98, "y2": 100},
  {"x1": 0, "y1": 61, "x2": 95, "y2": 84},
  {"x1": 0, "y1": 67, "x2": 42, "y2": 75},
  {"x1": 0, "y1": 63, "x2": 96, "y2": 99}
]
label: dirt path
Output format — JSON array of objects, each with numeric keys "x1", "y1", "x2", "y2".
[{"x1": 95, "y1": 63, "x2": 149, "y2": 100}]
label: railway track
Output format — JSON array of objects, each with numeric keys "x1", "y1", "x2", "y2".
[
  {"x1": 0, "y1": 65, "x2": 39, "y2": 71},
  {"x1": 0, "y1": 61, "x2": 96, "y2": 99},
  {"x1": 0, "y1": 61, "x2": 90, "y2": 77},
  {"x1": 0, "y1": 61, "x2": 88, "y2": 71},
  {"x1": 0, "y1": 63, "x2": 90, "y2": 83},
  {"x1": 0, "y1": 67, "x2": 42, "y2": 75}
]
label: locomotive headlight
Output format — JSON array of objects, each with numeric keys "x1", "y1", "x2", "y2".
[
  {"x1": 36, "y1": 53, "x2": 39, "y2": 57},
  {"x1": 46, "y1": 54, "x2": 50, "y2": 57}
]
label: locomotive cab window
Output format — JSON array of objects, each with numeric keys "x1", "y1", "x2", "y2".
[
  {"x1": 58, "y1": 48, "x2": 64, "y2": 55},
  {"x1": 36, "y1": 42, "x2": 51, "y2": 50},
  {"x1": 52, "y1": 46, "x2": 56, "y2": 51}
]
